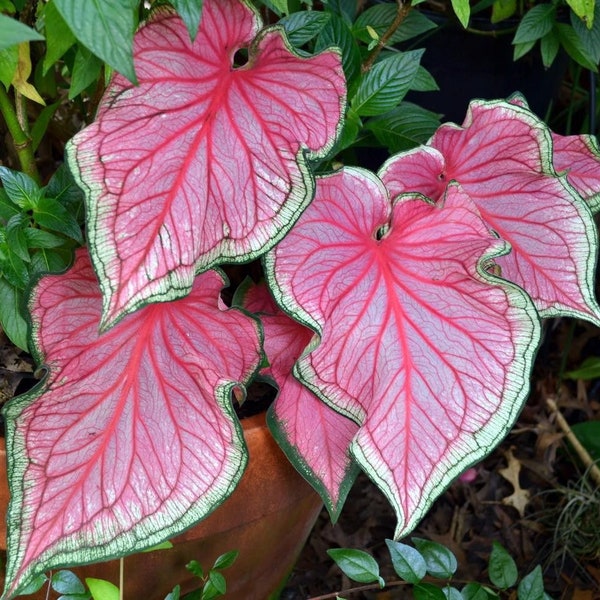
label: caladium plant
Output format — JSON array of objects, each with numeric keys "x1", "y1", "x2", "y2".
[{"x1": 3, "y1": 0, "x2": 600, "y2": 597}]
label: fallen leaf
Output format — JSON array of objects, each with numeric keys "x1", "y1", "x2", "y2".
[{"x1": 499, "y1": 448, "x2": 531, "y2": 517}]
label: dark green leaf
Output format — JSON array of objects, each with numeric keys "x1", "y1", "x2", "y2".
[
  {"x1": 260, "y1": 0, "x2": 288, "y2": 16},
  {"x1": 33, "y1": 197, "x2": 83, "y2": 243},
  {"x1": 0, "y1": 242, "x2": 29, "y2": 288},
  {"x1": 513, "y1": 40, "x2": 536, "y2": 61},
  {"x1": 517, "y1": 566, "x2": 544, "y2": 600},
  {"x1": 315, "y1": 12, "x2": 361, "y2": 83},
  {"x1": 366, "y1": 102, "x2": 441, "y2": 153},
  {"x1": 6, "y1": 214, "x2": 30, "y2": 262},
  {"x1": 0, "y1": 13, "x2": 44, "y2": 51},
  {"x1": 0, "y1": 166, "x2": 41, "y2": 209},
  {"x1": 44, "y1": 163, "x2": 85, "y2": 220},
  {"x1": 461, "y1": 582, "x2": 496, "y2": 600},
  {"x1": 386, "y1": 539, "x2": 427, "y2": 583},
  {"x1": 68, "y1": 45, "x2": 103, "y2": 99},
  {"x1": 41, "y1": 0, "x2": 76, "y2": 72},
  {"x1": 201, "y1": 571, "x2": 226, "y2": 600},
  {"x1": 51, "y1": 570, "x2": 87, "y2": 594},
  {"x1": 412, "y1": 538, "x2": 458, "y2": 579},
  {"x1": 165, "y1": 585, "x2": 181, "y2": 600},
  {"x1": 0, "y1": 279, "x2": 28, "y2": 350},
  {"x1": 540, "y1": 29, "x2": 560, "y2": 68},
  {"x1": 30, "y1": 247, "x2": 73, "y2": 275},
  {"x1": 491, "y1": 0, "x2": 517, "y2": 23},
  {"x1": 323, "y1": 0, "x2": 356, "y2": 23},
  {"x1": 571, "y1": 421, "x2": 600, "y2": 460},
  {"x1": 353, "y1": 4, "x2": 437, "y2": 45},
  {"x1": 572, "y1": 2, "x2": 600, "y2": 64},
  {"x1": 31, "y1": 101, "x2": 61, "y2": 152},
  {"x1": 212, "y1": 550, "x2": 239, "y2": 570},
  {"x1": 352, "y1": 50, "x2": 424, "y2": 116},
  {"x1": 410, "y1": 66, "x2": 439, "y2": 92},
  {"x1": 24, "y1": 228, "x2": 68, "y2": 249},
  {"x1": 557, "y1": 22, "x2": 599, "y2": 70},
  {"x1": 443, "y1": 586, "x2": 464, "y2": 600},
  {"x1": 12, "y1": 572, "x2": 47, "y2": 595},
  {"x1": 488, "y1": 542, "x2": 518, "y2": 589},
  {"x1": 0, "y1": 189, "x2": 19, "y2": 222},
  {"x1": 54, "y1": 0, "x2": 138, "y2": 83},
  {"x1": 170, "y1": 0, "x2": 203, "y2": 41},
  {"x1": 513, "y1": 4, "x2": 556, "y2": 44},
  {"x1": 414, "y1": 582, "x2": 447, "y2": 600},
  {"x1": 279, "y1": 11, "x2": 331, "y2": 46},
  {"x1": 565, "y1": 356, "x2": 600, "y2": 379},
  {"x1": 328, "y1": 548, "x2": 385, "y2": 586}
]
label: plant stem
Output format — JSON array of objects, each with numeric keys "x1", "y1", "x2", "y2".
[
  {"x1": 0, "y1": 85, "x2": 40, "y2": 183},
  {"x1": 546, "y1": 397, "x2": 600, "y2": 488},
  {"x1": 361, "y1": 0, "x2": 411, "y2": 73}
]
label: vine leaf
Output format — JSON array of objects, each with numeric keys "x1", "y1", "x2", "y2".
[
  {"x1": 2, "y1": 248, "x2": 261, "y2": 598},
  {"x1": 265, "y1": 168, "x2": 540, "y2": 538},
  {"x1": 240, "y1": 281, "x2": 359, "y2": 520},
  {"x1": 380, "y1": 99, "x2": 600, "y2": 324},
  {"x1": 67, "y1": 0, "x2": 345, "y2": 328}
]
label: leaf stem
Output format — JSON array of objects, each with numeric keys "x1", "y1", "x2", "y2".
[
  {"x1": 361, "y1": 0, "x2": 411, "y2": 73},
  {"x1": 546, "y1": 396, "x2": 600, "y2": 487},
  {"x1": 0, "y1": 85, "x2": 40, "y2": 183}
]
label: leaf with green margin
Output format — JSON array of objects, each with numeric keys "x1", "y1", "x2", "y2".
[
  {"x1": 488, "y1": 542, "x2": 518, "y2": 589},
  {"x1": 54, "y1": 0, "x2": 137, "y2": 83},
  {"x1": 68, "y1": 45, "x2": 102, "y2": 99},
  {"x1": 41, "y1": 0, "x2": 76, "y2": 73},
  {"x1": 517, "y1": 566, "x2": 544, "y2": 600},
  {"x1": 0, "y1": 14, "x2": 44, "y2": 51},
  {"x1": 327, "y1": 549, "x2": 385, "y2": 586},
  {"x1": 33, "y1": 197, "x2": 83, "y2": 243},
  {"x1": 279, "y1": 11, "x2": 331, "y2": 46},
  {"x1": 412, "y1": 538, "x2": 458, "y2": 579},
  {"x1": 170, "y1": 0, "x2": 203, "y2": 40},
  {"x1": 451, "y1": 0, "x2": 470, "y2": 28},
  {"x1": 385, "y1": 539, "x2": 426, "y2": 583},
  {"x1": 352, "y1": 50, "x2": 424, "y2": 116},
  {"x1": 266, "y1": 170, "x2": 540, "y2": 539},
  {"x1": 0, "y1": 279, "x2": 28, "y2": 351},
  {"x1": 86, "y1": 578, "x2": 119, "y2": 600},
  {"x1": 67, "y1": 0, "x2": 345, "y2": 328},
  {"x1": 513, "y1": 4, "x2": 556, "y2": 44},
  {"x1": 365, "y1": 102, "x2": 441, "y2": 153},
  {"x1": 0, "y1": 45, "x2": 18, "y2": 88}
]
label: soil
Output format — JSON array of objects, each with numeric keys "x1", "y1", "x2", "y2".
[{"x1": 1, "y1": 316, "x2": 600, "y2": 600}]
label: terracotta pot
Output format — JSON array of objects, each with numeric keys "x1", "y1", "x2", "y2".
[{"x1": 0, "y1": 413, "x2": 322, "y2": 599}]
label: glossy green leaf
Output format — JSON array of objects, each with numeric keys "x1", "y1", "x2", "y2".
[
  {"x1": 443, "y1": 586, "x2": 464, "y2": 600},
  {"x1": 31, "y1": 101, "x2": 60, "y2": 151},
  {"x1": 366, "y1": 102, "x2": 441, "y2": 153},
  {"x1": 0, "y1": 14, "x2": 44, "y2": 51},
  {"x1": 412, "y1": 538, "x2": 458, "y2": 579},
  {"x1": 513, "y1": 4, "x2": 556, "y2": 43},
  {"x1": 0, "y1": 242, "x2": 29, "y2": 288},
  {"x1": 54, "y1": 0, "x2": 137, "y2": 83},
  {"x1": 24, "y1": 228, "x2": 72, "y2": 249},
  {"x1": 513, "y1": 40, "x2": 536, "y2": 60},
  {"x1": 51, "y1": 570, "x2": 87, "y2": 595},
  {"x1": 30, "y1": 247, "x2": 73, "y2": 275},
  {"x1": 41, "y1": 0, "x2": 76, "y2": 72},
  {"x1": 142, "y1": 540, "x2": 174, "y2": 553},
  {"x1": 0, "y1": 278, "x2": 28, "y2": 351},
  {"x1": 352, "y1": 50, "x2": 424, "y2": 116},
  {"x1": 327, "y1": 548, "x2": 385, "y2": 586},
  {"x1": 68, "y1": 45, "x2": 102, "y2": 98},
  {"x1": 86, "y1": 578, "x2": 120, "y2": 600},
  {"x1": 0, "y1": 189, "x2": 19, "y2": 221},
  {"x1": 279, "y1": 11, "x2": 331, "y2": 46},
  {"x1": 571, "y1": 2, "x2": 600, "y2": 63},
  {"x1": 44, "y1": 163, "x2": 85, "y2": 221},
  {"x1": 33, "y1": 197, "x2": 83, "y2": 242},
  {"x1": 170, "y1": 0, "x2": 203, "y2": 40},
  {"x1": 461, "y1": 582, "x2": 497, "y2": 600},
  {"x1": 202, "y1": 571, "x2": 226, "y2": 600},
  {"x1": 540, "y1": 29, "x2": 560, "y2": 67},
  {"x1": 324, "y1": 0, "x2": 356, "y2": 23},
  {"x1": 557, "y1": 22, "x2": 599, "y2": 70},
  {"x1": 565, "y1": 356, "x2": 600, "y2": 379},
  {"x1": 186, "y1": 560, "x2": 204, "y2": 579},
  {"x1": 212, "y1": 550, "x2": 239, "y2": 570},
  {"x1": 315, "y1": 12, "x2": 360, "y2": 82},
  {"x1": 6, "y1": 214, "x2": 30, "y2": 262},
  {"x1": 0, "y1": 45, "x2": 18, "y2": 88},
  {"x1": 14, "y1": 572, "x2": 48, "y2": 596},
  {"x1": 570, "y1": 421, "x2": 600, "y2": 460},
  {"x1": 414, "y1": 583, "x2": 447, "y2": 600},
  {"x1": 491, "y1": 0, "x2": 517, "y2": 23},
  {"x1": 261, "y1": 0, "x2": 288, "y2": 16},
  {"x1": 451, "y1": 0, "x2": 471, "y2": 28},
  {"x1": 517, "y1": 566, "x2": 544, "y2": 600},
  {"x1": 0, "y1": 167, "x2": 40, "y2": 209},
  {"x1": 165, "y1": 585, "x2": 181, "y2": 600},
  {"x1": 386, "y1": 539, "x2": 426, "y2": 583},
  {"x1": 410, "y1": 66, "x2": 439, "y2": 92},
  {"x1": 488, "y1": 542, "x2": 518, "y2": 589}
]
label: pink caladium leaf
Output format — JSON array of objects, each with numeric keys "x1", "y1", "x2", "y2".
[
  {"x1": 265, "y1": 169, "x2": 540, "y2": 538},
  {"x1": 2, "y1": 248, "x2": 261, "y2": 598},
  {"x1": 239, "y1": 281, "x2": 359, "y2": 520},
  {"x1": 66, "y1": 0, "x2": 345, "y2": 328},
  {"x1": 380, "y1": 99, "x2": 600, "y2": 324}
]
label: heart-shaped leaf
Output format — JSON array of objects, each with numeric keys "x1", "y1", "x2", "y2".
[
  {"x1": 265, "y1": 168, "x2": 540, "y2": 538},
  {"x1": 380, "y1": 99, "x2": 600, "y2": 324},
  {"x1": 67, "y1": 0, "x2": 345, "y2": 328},
  {"x1": 2, "y1": 248, "x2": 261, "y2": 598},
  {"x1": 240, "y1": 281, "x2": 359, "y2": 520}
]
